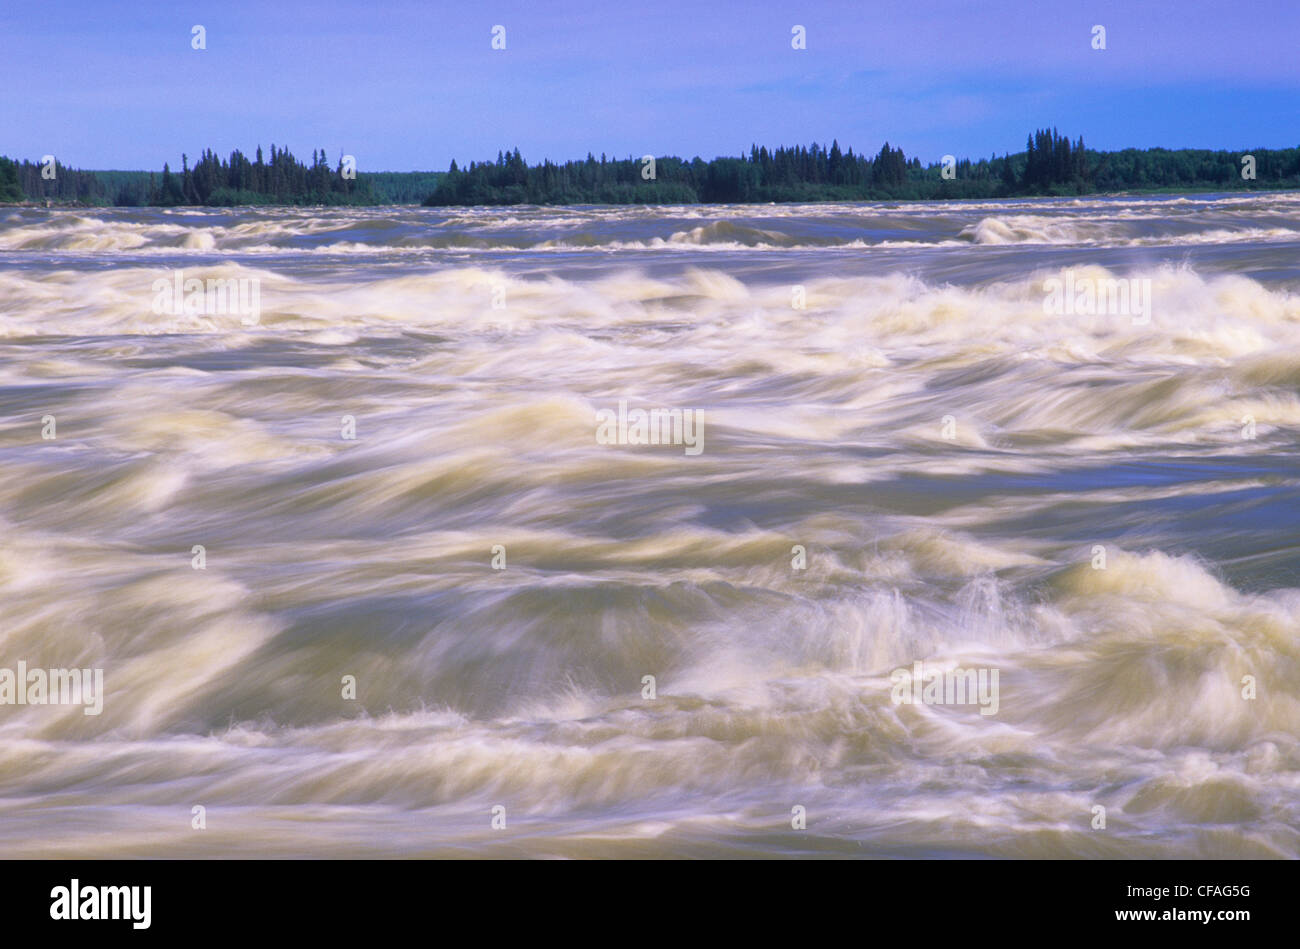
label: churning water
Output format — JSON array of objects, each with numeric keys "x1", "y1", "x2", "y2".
[{"x1": 1, "y1": 192, "x2": 1298, "y2": 857}]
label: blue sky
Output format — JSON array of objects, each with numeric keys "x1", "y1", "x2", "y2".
[{"x1": 1, "y1": 0, "x2": 1296, "y2": 171}]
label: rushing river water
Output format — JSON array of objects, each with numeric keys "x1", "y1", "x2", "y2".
[{"x1": 1, "y1": 193, "x2": 1298, "y2": 857}]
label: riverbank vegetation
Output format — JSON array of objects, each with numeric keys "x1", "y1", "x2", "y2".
[{"x1": 3, "y1": 130, "x2": 1297, "y2": 206}]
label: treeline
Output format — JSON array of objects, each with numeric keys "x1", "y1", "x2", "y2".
[
  {"x1": 0, "y1": 148, "x2": 443, "y2": 206},
  {"x1": 424, "y1": 142, "x2": 928, "y2": 205},
  {"x1": 1021, "y1": 128, "x2": 1089, "y2": 189},
  {"x1": 1089, "y1": 146, "x2": 1299, "y2": 192},
  {"x1": 4, "y1": 130, "x2": 1299, "y2": 206},
  {"x1": 424, "y1": 130, "x2": 1300, "y2": 205},
  {"x1": 2, "y1": 156, "x2": 110, "y2": 203},
  {"x1": 118, "y1": 146, "x2": 374, "y2": 206},
  {"x1": 0, "y1": 157, "x2": 22, "y2": 202}
]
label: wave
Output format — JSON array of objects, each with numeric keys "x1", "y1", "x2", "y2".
[
  {"x1": 962, "y1": 214, "x2": 1299, "y2": 246},
  {"x1": 4, "y1": 197, "x2": 1299, "y2": 254}
]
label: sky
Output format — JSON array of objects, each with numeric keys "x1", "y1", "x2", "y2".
[{"x1": 1, "y1": 0, "x2": 1297, "y2": 171}]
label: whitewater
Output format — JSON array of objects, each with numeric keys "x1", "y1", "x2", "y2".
[{"x1": 0, "y1": 192, "x2": 1297, "y2": 857}]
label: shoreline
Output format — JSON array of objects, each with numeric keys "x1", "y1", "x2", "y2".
[{"x1": 4, "y1": 184, "x2": 1299, "y2": 211}]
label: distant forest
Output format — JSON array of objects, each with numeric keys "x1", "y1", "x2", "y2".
[
  {"x1": 3, "y1": 130, "x2": 1299, "y2": 207},
  {"x1": 0, "y1": 149, "x2": 441, "y2": 206},
  {"x1": 425, "y1": 131, "x2": 1300, "y2": 204}
]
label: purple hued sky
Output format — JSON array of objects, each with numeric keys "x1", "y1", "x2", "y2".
[{"x1": 1, "y1": 0, "x2": 1296, "y2": 170}]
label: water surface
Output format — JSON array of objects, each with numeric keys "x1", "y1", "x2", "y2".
[{"x1": 1, "y1": 193, "x2": 1298, "y2": 857}]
